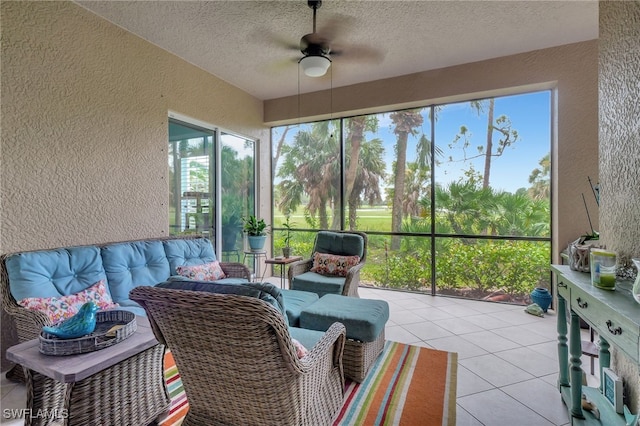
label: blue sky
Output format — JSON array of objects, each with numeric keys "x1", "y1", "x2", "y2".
[{"x1": 374, "y1": 90, "x2": 551, "y2": 194}]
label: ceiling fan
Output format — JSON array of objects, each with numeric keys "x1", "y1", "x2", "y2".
[
  {"x1": 292, "y1": 0, "x2": 384, "y2": 78},
  {"x1": 298, "y1": 0, "x2": 332, "y2": 77}
]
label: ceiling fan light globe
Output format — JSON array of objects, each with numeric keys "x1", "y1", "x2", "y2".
[{"x1": 300, "y1": 55, "x2": 331, "y2": 77}]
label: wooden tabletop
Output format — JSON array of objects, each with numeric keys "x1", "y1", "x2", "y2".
[
  {"x1": 265, "y1": 256, "x2": 303, "y2": 265},
  {"x1": 6, "y1": 315, "x2": 159, "y2": 383}
]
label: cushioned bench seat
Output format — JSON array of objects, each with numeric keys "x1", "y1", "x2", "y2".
[{"x1": 300, "y1": 294, "x2": 389, "y2": 382}]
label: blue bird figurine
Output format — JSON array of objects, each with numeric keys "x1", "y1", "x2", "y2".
[{"x1": 42, "y1": 301, "x2": 100, "y2": 339}]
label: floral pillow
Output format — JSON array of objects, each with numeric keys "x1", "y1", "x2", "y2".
[
  {"x1": 310, "y1": 252, "x2": 361, "y2": 277},
  {"x1": 176, "y1": 261, "x2": 226, "y2": 281},
  {"x1": 17, "y1": 279, "x2": 119, "y2": 324},
  {"x1": 292, "y1": 338, "x2": 309, "y2": 358}
]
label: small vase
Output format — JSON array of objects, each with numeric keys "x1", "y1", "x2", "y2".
[
  {"x1": 632, "y1": 258, "x2": 640, "y2": 305},
  {"x1": 530, "y1": 287, "x2": 552, "y2": 312}
]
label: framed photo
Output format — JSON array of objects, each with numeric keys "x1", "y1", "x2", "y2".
[{"x1": 602, "y1": 367, "x2": 623, "y2": 414}]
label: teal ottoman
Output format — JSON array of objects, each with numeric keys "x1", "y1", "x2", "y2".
[{"x1": 300, "y1": 294, "x2": 389, "y2": 382}]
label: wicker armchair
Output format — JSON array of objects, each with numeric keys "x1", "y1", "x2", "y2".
[
  {"x1": 130, "y1": 286, "x2": 346, "y2": 426},
  {"x1": 288, "y1": 231, "x2": 367, "y2": 297}
]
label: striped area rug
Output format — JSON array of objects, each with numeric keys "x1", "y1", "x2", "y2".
[
  {"x1": 334, "y1": 341, "x2": 458, "y2": 426},
  {"x1": 158, "y1": 350, "x2": 188, "y2": 426},
  {"x1": 158, "y1": 342, "x2": 457, "y2": 426}
]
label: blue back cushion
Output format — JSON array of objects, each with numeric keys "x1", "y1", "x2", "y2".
[
  {"x1": 6, "y1": 247, "x2": 106, "y2": 301},
  {"x1": 101, "y1": 241, "x2": 170, "y2": 304},
  {"x1": 314, "y1": 231, "x2": 364, "y2": 257},
  {"x1": 163, "y1": 238, "x2": 216, "y2": 274}
]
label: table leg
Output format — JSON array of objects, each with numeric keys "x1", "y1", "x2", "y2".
[
  {"x1": 598, "y1": 336, "x2": 610, "y2": 393},
  {"x1": 569, "y1": 310, "x2": 585, "y2": 419},
  {"x1": 280, "y1": 264, "x2": 285, "y2": 288},
  {"x1": 557, "y1": 295, "x2": 569, "y2": 389}
]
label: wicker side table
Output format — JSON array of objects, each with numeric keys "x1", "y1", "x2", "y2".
[{"x1": 6, "y1": 316, "x2": 169, "y2": 426}]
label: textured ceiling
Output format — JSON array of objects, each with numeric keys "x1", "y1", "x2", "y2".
[{"x1": 76, "y1": 1, "x2": 598, "y2": 101}]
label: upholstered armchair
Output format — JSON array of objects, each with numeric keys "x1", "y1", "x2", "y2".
[
  {"x1": 288, "y1": 231, "x2": 367, "y2": 298},
  {"x1": 129, "y1": 285, "x2": 346, "y2": 426}
]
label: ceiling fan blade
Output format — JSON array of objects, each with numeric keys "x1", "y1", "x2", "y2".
[
  {"x1": 316, "y1": 14, "x2": 353, "y2": 44},
  {"x1": 330, "y1": 44, "x2": 386, "y2": 63}
]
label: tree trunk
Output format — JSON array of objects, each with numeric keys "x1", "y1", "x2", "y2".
[
  {"x1": 272, "y1": 126, "x2": 290, "y2": 176},
  {"x1": 345, "y1": 117, "x2": 365, "y2": 212},
  {"x1": 482, "y1": 99, "x2": 495, "y2": 189},
  {"x1": 391, "y1": 133, "x2": 408, "y2": 250}
]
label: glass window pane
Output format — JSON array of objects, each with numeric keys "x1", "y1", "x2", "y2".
[
  {"x1": 168, "y1": 119, "x2": 214, "y2": 237},
  {"x1": 220, "y1": 132, "x2": 255, "y2": 255},
  {"x1": 272, "y1": 120, "x2": 341, "y2": 231},
  {"x1": 434, "y1": 92, "x2": 551, "y2": 238}
]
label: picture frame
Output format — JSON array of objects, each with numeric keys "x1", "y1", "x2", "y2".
[{"x1": 602, "y1": 367, "x2": 623, "y2": 414}]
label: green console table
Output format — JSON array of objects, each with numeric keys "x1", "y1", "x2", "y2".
[{"x1": 551, "y1": 265, "x2": 640, "y2": 425}]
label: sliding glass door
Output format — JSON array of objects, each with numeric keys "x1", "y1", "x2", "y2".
[{"x1": 168, "y1": 118, "x2": 256, "y2": 260}]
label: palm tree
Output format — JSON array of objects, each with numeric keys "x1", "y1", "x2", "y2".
[
  {"x1": 347, "y1": 137, "x2": 385, "y2": 229},
  {"x1": 528, "y1": 153, "x2": 551, "y2": 201},
  {"x1": 276, "y1": 121, "x2": 339, "y2": 229},
  {"x1": 389, "y1": 109, "x2": 424, "y2": 250},
  {"x1": 344, "y1": 116, "x2": 386, "y2": 230}
]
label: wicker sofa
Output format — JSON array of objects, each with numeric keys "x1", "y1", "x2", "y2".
[{"x1": 1, "y1": 236, "x2": 250, "y2": 351}]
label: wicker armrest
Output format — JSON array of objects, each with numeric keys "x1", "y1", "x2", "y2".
[
  {"x1": 287, "y1": 258, "x2": 313, "y2": 282},
  {"x1": 1, "y1": 258, "x2": 52, "y2": 343},
  {"x1": 220, "y1": 262, "x2": 251, "y2": 280},
  {"x1": 297, "y1": 322, "x2": 346, "y2": 374},
  {"x1": 342, "y1": 262, "x2": 365, "y2": 297}
]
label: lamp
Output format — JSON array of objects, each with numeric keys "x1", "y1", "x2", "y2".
[{"x1": 299, "y1": 55, "x2": 331, "y2": 77}]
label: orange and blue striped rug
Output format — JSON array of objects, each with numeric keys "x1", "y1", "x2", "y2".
[
  {"x1": 334, "y1": 341, "x2": 458, "y2": 426},
  {"x1": 158, "y1": 341, "x2": 457, "y2": 426}
]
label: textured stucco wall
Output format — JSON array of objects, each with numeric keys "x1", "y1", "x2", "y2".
[
  {"x1": 265, "y1": 40, "x2": 600, "y2": 264},
  {"x1": 598, "y1": 0, "x2": 640, "y2": 414},
  {"x1": 0, "y1": 1, "x2": 268, "y2": 369}
]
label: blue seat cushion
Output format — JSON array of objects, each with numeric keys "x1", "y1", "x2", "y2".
[
  {"x1": 6, "y1": 246, "x2": 107, "y2": 301},
  {"x1": 280, "y1": 289, "x2": 319, "y2": 327},
  {"x1": 289, "y1": 327, "x2": 326, "y2": 351},
  {"x1": 101, "y1": 241, "x2": 170, "y2": 305},
  {"x1": 300, "y1": 294, "x2": 389, "y2": 342},
  {"x1": 291, "y1": 271, "x2": 345, "y2": 298},
  {"x1": 163, "y1": 238, "x2": 216, "y2": 274},
  {"x1": 155, "y1": 279, "x2": 286, "y2": 322}
]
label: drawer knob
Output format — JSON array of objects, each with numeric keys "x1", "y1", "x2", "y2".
[
  {"x1": 606, "y1": 320, "x2": 622, "y2": 335},
  {"x1": 576, "y1": 297, "x2": 588, "y2": 309},
  {"x1": 558, "y1": 282, "x2": 567, "y2": 289}
]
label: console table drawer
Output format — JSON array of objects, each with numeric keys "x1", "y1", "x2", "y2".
[{"x1": 571, "y1": 286, "x2": 640, "y2": 361}]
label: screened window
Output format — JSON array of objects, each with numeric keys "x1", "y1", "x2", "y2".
[{"x1": 272, "y1": 90, "x2": 551, "y2": 304}]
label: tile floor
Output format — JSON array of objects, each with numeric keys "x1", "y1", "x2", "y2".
[{"x1": 1, "y1": 283, "x2": 599, "y2": 426}]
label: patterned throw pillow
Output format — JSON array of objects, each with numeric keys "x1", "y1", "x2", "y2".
[
  {"x1": 17, "y1": 279, "x2": 119, "y2": 324},
  {"x1": 176, "y1": 261, "x2": 226, "y2": 281},
  {"x1": 292, "y1": 338, "x2": 309, "y2": 358},
  {"x1": 310, "y1": 252, "x2": 361, "y2": 277}
]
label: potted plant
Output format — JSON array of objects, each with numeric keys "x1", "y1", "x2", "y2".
[
  {"x1": 281, "y1": 215, "x2": 294, "y2": 258},
  {"x1": 242, "y1": 215, "x2": 269, "y2": 252}
]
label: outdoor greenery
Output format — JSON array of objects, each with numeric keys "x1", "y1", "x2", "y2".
[{"x1": 272, "y1": 93, "x2": 552, "y2": 304}]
